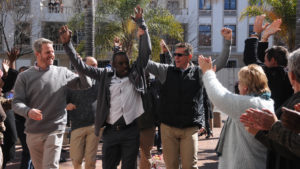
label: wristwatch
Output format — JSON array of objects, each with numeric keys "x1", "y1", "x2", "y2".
[{"x1": 251, "y1": 32, "x2": 261, "y2": 39}]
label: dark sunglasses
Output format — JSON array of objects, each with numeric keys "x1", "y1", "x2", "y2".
[{"x1": 173, "y1": 53, "x2": 186, "y2": 57}]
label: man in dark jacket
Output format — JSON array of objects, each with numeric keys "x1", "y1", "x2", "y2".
[
  {"x1": 243, "y1": 15, "x2": 293, "y2": 110},
  {"x1": 146, "y1": 28, "x2": 232, "y2": 169}
]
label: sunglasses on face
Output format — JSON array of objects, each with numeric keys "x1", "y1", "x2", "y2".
[{"x1": 173, "y1": 53, "x2": 186, "y2": 57}]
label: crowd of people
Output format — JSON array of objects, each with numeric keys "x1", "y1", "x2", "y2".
[{"x1": 0, "y1": 5, "x2": 299, "y2": 169}]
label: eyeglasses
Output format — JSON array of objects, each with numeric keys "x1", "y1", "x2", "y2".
[{"x1": 173, "y1": 53, "x2": 186, "y2": 57}]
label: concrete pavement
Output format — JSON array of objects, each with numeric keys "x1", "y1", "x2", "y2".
[{"x1": 6, "y1": 125, "x2": 223, "y2": 169}]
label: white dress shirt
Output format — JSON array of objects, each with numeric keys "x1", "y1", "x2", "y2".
[{"x1": 107, "y1": 75, "x2": 144, "y2": 125}]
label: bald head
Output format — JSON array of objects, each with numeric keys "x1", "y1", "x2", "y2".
[{"x1": 85, "y1": 57, "x2": 98, "y2": 68}]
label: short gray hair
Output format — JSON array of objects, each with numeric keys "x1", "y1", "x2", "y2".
[
  {"x1": 175, "y1": 42, "x2": 193, "y2": 55},
  {"x1": 288, "y1": 48, "x2": 300, "y2": 83},
  {"x1": 33, "y1": 38, "x2": 53, "y2": 53}
]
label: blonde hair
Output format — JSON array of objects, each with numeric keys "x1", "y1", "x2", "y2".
[{"x1": 238, "y1": 64, "x2": 270, "y2": 95}]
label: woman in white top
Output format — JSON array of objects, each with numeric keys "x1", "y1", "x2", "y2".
[{"x1": 198, "y1": 56, "x2": 274, "y2": 169}]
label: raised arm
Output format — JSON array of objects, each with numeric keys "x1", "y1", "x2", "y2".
[
  {"x1": 160, "y1": 39, "x2": 172, "y2": 64},
  {"x1": 1, "y1": 59, "x2": 18, "y2": 93},
  {"x1": 258, "y1": 18, "x2": 281, "y2": 62},
  {"x1": 59, "y1": 25, "x2": 110, "y2": 80},
  {"x1": 212, "y1": 27, "x2": 232, "y2": 72},
  {"x1": 244, "y1": 15, "x2": 267, "y2": 65},
  {"x1": 133, "y1": 5, "x2": 151, "y2": 69}
]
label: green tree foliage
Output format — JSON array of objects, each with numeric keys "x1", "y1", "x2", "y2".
[
  {"x1": 240, "y1": 0, "x2": 296, "y2": 50},
  {"x1": 68, "y1": 0, "x2": 183, "y2": 61}
]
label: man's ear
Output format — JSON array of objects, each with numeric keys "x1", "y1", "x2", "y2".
[
  {"x1": 35, "y1": 51, "x2": 40, "y2": 58},
  {"x1": 290, "y1": 71, "x2": 296, "y2": 81},
  {"x1": 270, "y1": 57, "x2": 278, "y2": 66}
]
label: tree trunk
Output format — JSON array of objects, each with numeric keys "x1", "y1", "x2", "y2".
[
  {"x1": 295, "y1": 0, "x2": 300, "y2": 49},
  {"x1": 84, "y1": 0, "x2": 95, "y2": 57}
]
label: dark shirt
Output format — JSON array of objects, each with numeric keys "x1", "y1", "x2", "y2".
[
  {"x1": 243, "y1": 38, "x2": 293, "y2": 110},
  {"x1": 67, "y1": 82, "x2": 98, "y2": 131}
]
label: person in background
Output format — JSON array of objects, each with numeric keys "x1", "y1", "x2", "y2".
[
  {"x1": 243, "y1": 15, "x2": 293, "y2": 110},
  {"x1": 240, "y1": 48, "x2": 300, "y2": 169},
  {"x1": 1, "y1": 49, "x2": 19, "y2": 169},
  {"x1": 66, "y1": 56, "x2": 100, "y2": 169},
  {"x1": 0, "y1": 71, "x2": 6, "y2": 168},
  {"x1": 199, "y1": 55, "x2": 274, "y2": 169}
]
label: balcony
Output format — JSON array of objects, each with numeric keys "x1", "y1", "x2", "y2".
[
  {"x1": 53, "y1": 44, "x2": 64, "y2": 52},
  {"x1": 199, "y1": 10, "x2": 212, "y2": 16},
  {"x1": 41, "y1": 6, "x2": 75, "y2": 22},
  {"x1": 168, "y1": 8, "x2": 188, "y2": 16},
  {"x1": 224, "y1": 10, "x2": 236, "y2": 16}
]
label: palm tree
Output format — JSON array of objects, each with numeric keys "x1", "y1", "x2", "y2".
[
  {"x1": 240, "y1": 0, "x2": 297, "y2": 50},
  {"x1": 68, "y1": 0, "x2": 183, "y2": 61}
]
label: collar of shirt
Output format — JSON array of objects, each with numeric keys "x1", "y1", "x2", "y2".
[{"x1": 34, "y1": 62, "x2": 51, "y2": 71}]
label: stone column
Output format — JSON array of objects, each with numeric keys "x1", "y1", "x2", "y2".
[{"x1": 187, "y1": 0, "x2": 199, "y2": 55}]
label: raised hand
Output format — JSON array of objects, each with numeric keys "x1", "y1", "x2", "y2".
[
  {"x1": 59, "y1": 25, "x2": 72, "y2": 44},
  {"x1": 294, "y1": 103, "x2": 300, "y2": 112},
  {"x1": 198, "y1": 55, "x2": 214, "y2": 74},
  {"x1": 160, "y1": 39, "x2": 168, "y2": 53},
  {"x1": 261, "y1": 19, "x2": 282, "y2": 42},
  {"x1": 7, "y1": 47, "x2": 20, "y2": 63},
  {"x1": 66, "y1": 103, "x2": 76, "y2": 111},
  {"x1": 253, "y1": 14, "x2": 269, "y2": 34},
  {"x1": 221, "y1": 27, "x2": 232, "y2": 41},
  {"x1": 2, "y1": 59, "x2": 10, "y2": 76},
  {"x1": 114, "y1": 37, "x2": 122, "y2": 48},
  {"x1": 131, "y1": 5, "x2": 143, "y2": 22},
  {"x1": 28, "y1": 108, "x2": 43, "y2": 121}
]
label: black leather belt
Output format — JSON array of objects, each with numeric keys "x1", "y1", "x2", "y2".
[{"x1": 106, "y1": 121, "x2": 136, "y2": 131}]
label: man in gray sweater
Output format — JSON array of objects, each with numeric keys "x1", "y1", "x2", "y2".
[{"x1": 12, "y1": 38, "x2": 91, "y2": 169}]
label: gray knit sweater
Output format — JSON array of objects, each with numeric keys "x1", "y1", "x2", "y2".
[
  {"x1": 12, "y1": 65, "x2": 91, "y2": 134},
  {"x1": 202, "y1": 70, "x2": 274, "y2": 169}
]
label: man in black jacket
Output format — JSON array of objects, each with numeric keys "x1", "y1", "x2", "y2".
[
  {"x1": 243, "y1": 15, "x2": 293, "y2": 110},
  {"x1": 146, "y1": 28, "x2": 232, "y2": 169}
]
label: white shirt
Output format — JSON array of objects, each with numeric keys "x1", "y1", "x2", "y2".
[{"x1": 107, "y1": 75, "x2": 144, "y2": 125}]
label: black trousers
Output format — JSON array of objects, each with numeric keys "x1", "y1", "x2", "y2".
[
  {"x1": 2, "y1": 110, "x2": 17, "y2": 169},
  {"x1": 102, "y1": 123, "x2": 139, "y2": 169}
]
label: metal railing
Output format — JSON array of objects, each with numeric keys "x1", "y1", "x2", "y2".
[
  {"x1": 53, "y1": 44, "x2": 64, "y2": 51},
  {"x1": 168, "y1": 8, "x2": 188, "y2": 15},
  {"x1": 43, "y1": 6, "x2": 75, "y2": 15}
]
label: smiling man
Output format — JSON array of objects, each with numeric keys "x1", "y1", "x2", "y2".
[
  {"x1": 12, "y1": 38, "x2": 92, "y2": 169},
  {"x1": 146, "y1": 28, "x2": 232, "y2": 169}
]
